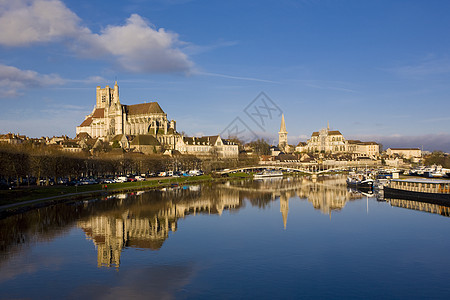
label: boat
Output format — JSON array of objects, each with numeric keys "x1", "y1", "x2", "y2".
[
  {"x1": 384, "y1": 178, "x2": 450, "y2": 203},
  {"x1": 346, "y1": 174, "x2": 374, "y2": 190},
  {"x1": 254, "y1": 170, "x2": 283, "y2": 179}
]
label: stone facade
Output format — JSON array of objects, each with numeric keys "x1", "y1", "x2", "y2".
[
  {"x1": 175, "y1": 135, "x2": 239, "y2": 158},
  {"x1": 303, "y1": 125, "x2": 347, "y2": 153},
  {"x1": 386, "y1": 148, "x2": 422, "y2": 159},
  {"x1": 294, "y1": 123, "x2": 380, "y2": 158},
  {"x1": 76, "y1": 82, "x2": 180, "y2": 149}
]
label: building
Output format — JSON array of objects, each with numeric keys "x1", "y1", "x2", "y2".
[
  {"x1": 302, "y1": 123, "x2": 347, "y2": 153},
  {"x1": 76, "y1": 82, "x2": 180, "y2": 149},
  {"x1": 294, "y1": 122, "x2": 379, "y2": 158},
  {"x1": 0, "y1": 133, "x2": 26, "y2": 144},
  {"x1": 130, "y1": 135, "x2": 162, "y2": 154},
  {"x1": 386, "y1": 148, "x2": 422, "y2": 159},
  {"x1": 278, "y1": 114, "x2": 288, "y2": 152},
  {"x1": 347, "y1": 140, "x2": 380, "y2": 158},
  {"x1": 175, "y1": 135, "x2": 239, "y2": 158}
]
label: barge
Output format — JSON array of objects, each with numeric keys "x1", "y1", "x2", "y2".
[{"x1": 384, "y1": 178, "x2": 450, "y2": 204}]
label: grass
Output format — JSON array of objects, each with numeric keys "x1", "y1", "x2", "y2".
[
  {"x1": 227, "y1": 172, "x2": 253, "y2": 178},
  {"x1": 0, "y1": 175, "x2": 215, "y2": 207}
]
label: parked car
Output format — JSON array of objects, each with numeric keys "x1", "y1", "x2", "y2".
[
  {"x1": 116, "y1": 176, "x2": 128, "y2": 183},
  {"x1": 0, "y1": 179, "x2": 10, "y2": 190},
  {"x1": 66, "y1": 180, "x2": 79, "y2": 186}
]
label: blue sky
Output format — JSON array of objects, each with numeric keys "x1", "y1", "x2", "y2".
[{"x1": 1, "y1": 0, "x2": 449, "y2": 151}]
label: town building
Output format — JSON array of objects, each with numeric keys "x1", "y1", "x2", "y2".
[
  {"x1": 0, "y1": 133, "x2": 26, "y2": 144},
  {"x1": 293, "y1": 122, "x2": 380, "y2": 158},
  {"x1": 347, "y1": 140, "x2": 380, "y2": 158},
  {"x1": 175, "y1": 135, "x2": 239, "y2": 158},
  {"x1": 386, "y1": 148, "x2": 422, "y2": 159}
]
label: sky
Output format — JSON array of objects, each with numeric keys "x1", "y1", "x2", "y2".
[{"x1": 0, "y1": 0, "x2": 449, "y2": 151}]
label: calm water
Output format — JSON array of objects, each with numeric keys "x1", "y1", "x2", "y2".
[{"x1": 1, "y1": 176, "x2": 450, "y2": 299}]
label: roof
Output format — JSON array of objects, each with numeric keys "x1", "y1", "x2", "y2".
[
  {"x1": 222, "y1": 139, "x2": 237, "y2": 145},
  {"x1": 328, "y1": 130, "x2": 342, "y2": 135},
  {"x1": 347, "y1": 140, "x2": 361, "y2": 144},
  {"x1": 92, "y1": 108, "x2": 104, "y2": 118},
  {"x1": 76, "y1": 132, "x2": 91, "y2": 139},
  {"x1": 358, "y1": 141, "x2": 378, "y2": 145},
  {"x1": 183, "y1": 135, "x2": 219, "y2": 146},
  {"x1": 125, "y1": 102, "x2": 165, "y2": 115},
  {"x1": 131, "y1": 135, "x2": 161, "y2": 146},
  {"x1": 277, "y1": 153, "x2": 297, "y2": 161},
  {"x1": 311, "y1": 132, "x2": 319, "y2": 137},
  {"x1": 392, "y1": 178, "x2": 450, "y2": 184},
  {"x1": 388, "y1": 148, "x2": 420, "y2": 150},
  {"x1": 79, "y1": 117, "x2": 93, "y2": 127},
  {"x1": 111, "y1": 134, "x2": 131, "y2": 142},
  {"x1": 296, "y1": 142, "x2": 306, "y2": 146}
]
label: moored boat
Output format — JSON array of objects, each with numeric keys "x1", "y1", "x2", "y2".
[
  {"x1": 254, "y1": 170, "x2": 283, "y2": 179},
  {"x1": 384, "y1": 178, "x2": 450, "y2": 203},
  {"x1": 346, "y1": 174, "x2": 374, "y2": 190}
]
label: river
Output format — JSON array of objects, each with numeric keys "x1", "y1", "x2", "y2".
[{"x1": 1, "y1": 175, "x2": 449, "y2": 299}]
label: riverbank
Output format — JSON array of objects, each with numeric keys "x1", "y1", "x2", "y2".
[{"x1": 0, "y1": 173, "x2": 251, "y2": 218}]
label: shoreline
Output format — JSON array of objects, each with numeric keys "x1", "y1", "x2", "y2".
[{"x1": 0, "y1": 174, "x2": 250, "y2": 219}]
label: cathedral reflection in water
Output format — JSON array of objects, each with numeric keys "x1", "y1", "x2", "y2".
[
  {"x1": 75, "y1": 176, "x2": 450, "y2": 268},
  {"x1": 77, "y1": 186, "x2": 242, "y2": 268}
]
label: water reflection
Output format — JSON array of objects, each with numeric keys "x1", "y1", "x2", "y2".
[
  {"x1": 77, "y1": 186, "x2": 241, "y2": 268},
  {"x1": 1, "y1": 175, "x2": 449, "y2": 271},
  {"x1": 388, "y1": 198, "x2": 450, "y2": 217}
]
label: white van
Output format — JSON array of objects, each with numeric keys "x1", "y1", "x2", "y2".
[{"x1": 116, "y1": 176, "x2": 128, "y2": 183}]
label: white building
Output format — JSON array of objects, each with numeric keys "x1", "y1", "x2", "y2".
[
  {"x1": 175, "y1": 135, "x2": 239, "y2": 158},
  {"x1": 386, "y1": 148, "x2": 422, "y2": 159}
]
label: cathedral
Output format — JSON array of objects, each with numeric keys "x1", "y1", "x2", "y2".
[
  {"x1": 76, "y1": 82, "x2": 180, "y2": 148},
  {"x1": 76, "y1": 83, "x2": 239, "y2": 157}
]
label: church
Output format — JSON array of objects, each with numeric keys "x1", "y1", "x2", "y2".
[
  {"x1": 76, "y1": 82, "x2": 180, "y2": 149},
  {"x1": 76, "y1": 83, "x2": 239, "y2": 157}
]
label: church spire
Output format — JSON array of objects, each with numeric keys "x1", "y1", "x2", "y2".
[
  {"x1": 280, "y1": 195, "x2": 289, "y2": 230},
  {"x1": 280, "y1": 114, "x2": 287, "y2": 133},
  {"x1": 327, "y1": 120, "x2": 330, "y2": 130},
  {"x1": 278, "y1": 114, "x2": 288, "y2": 152}
]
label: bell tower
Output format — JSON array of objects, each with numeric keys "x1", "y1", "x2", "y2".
[{"x1": 278, "y1": 114, "x2": 288, "y2": 152}]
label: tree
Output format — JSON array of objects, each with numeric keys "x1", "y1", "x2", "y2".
[
  {"x1": 424, "y1": 151, "x2": 450, "y2": 168},
  {"x1": 248, "y1": 138, "x2": 271, "y2": 155}
]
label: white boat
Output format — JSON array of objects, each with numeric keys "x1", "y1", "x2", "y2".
[
  {"x1": 346, "y1": 173, "x2": 374, "y2": 190},
  {"x1": 254, "y1": 170, "x2": 283, "y2": 179}
]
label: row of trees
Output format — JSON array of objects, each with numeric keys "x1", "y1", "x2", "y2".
[
  {"x1": 424, "y1": 151, "x2": 450, "y2": 168},
  {"x1": 0, "y1": 143, "x2": 258, "y2": 187}
]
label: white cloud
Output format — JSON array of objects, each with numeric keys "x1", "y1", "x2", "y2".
[
  {"x1": 81, "y1": 14, "x2": 193, "y2": 73},
  {"x1": 0, "y1": 0, "x2": 193, "y2": 73},
  {"x1": 0, "y1": 64, "x2": 64, "y2": 97},
  {"x1": 0, "y1": 0, "x2": 83, "y2": 46},
  {"x1": 348, "y1": 133, "x2": 450, "y2": 153}
]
